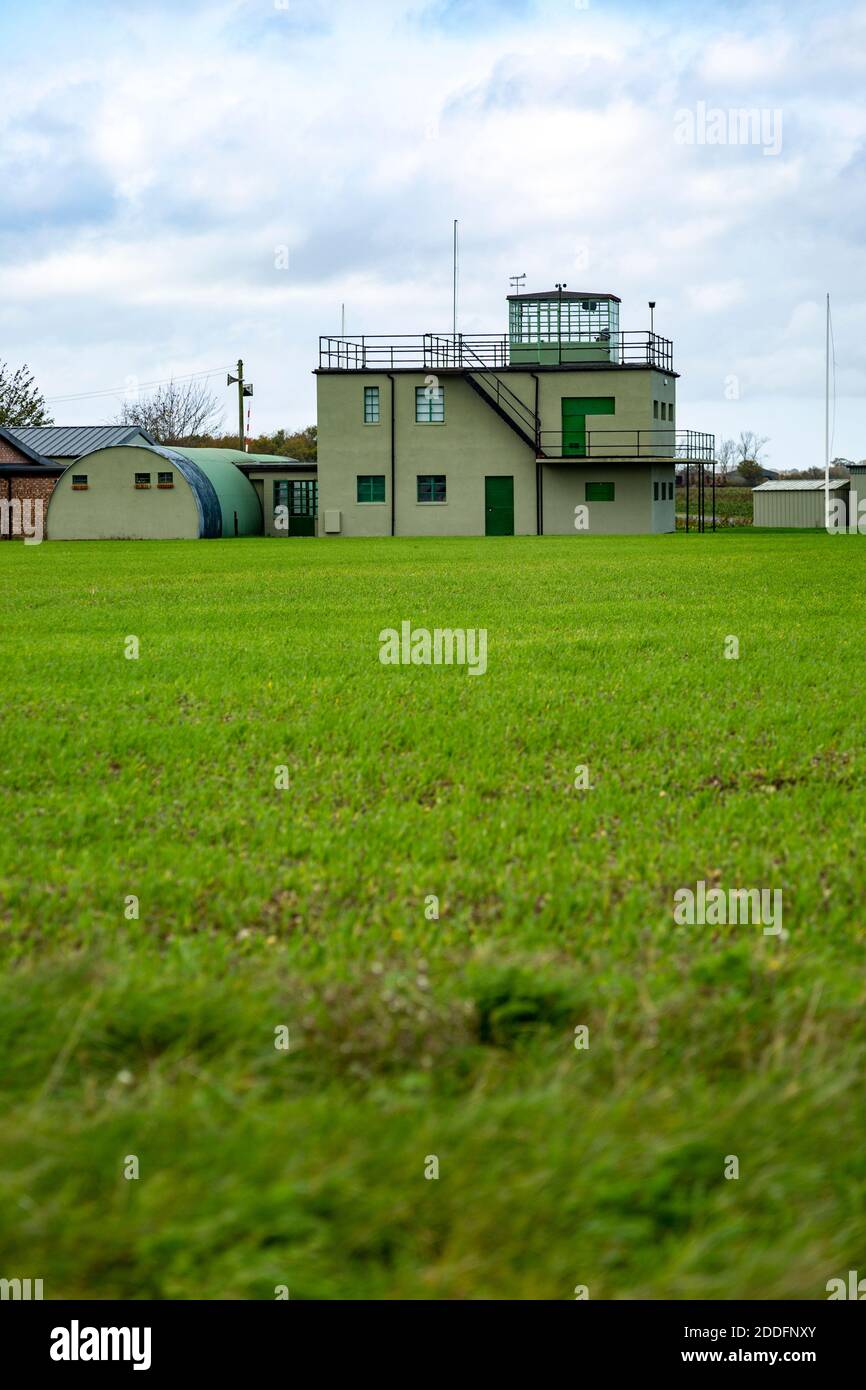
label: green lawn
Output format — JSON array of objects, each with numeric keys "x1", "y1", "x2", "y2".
[{"x1": 2, "y1": 531, "x2": 865, "y2": 1300}]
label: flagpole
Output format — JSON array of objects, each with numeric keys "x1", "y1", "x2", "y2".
[{"x1": 825, "y1": 292, "x2": 830, "y2": 530}]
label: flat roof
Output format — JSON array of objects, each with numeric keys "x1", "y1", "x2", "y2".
[{"x1": 507, "y1": 290, "x2": 621, "y2": 303}]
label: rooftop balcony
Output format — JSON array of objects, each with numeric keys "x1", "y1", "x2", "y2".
[{"x1": 318, "y1": 329, "x2": 674, "y2": 373}]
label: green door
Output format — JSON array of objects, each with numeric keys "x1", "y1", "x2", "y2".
[
  {"x1": 485, "y1": 476, "x2": 514, "y2": 535},
  {"x1": 276, "y1": 479, "x2": 318, "y2": 536},
  {"x1": 561, "y1": 397, "x2": 615, "y2": 457}
]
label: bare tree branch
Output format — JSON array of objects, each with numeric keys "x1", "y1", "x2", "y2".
[{"x1": 113, "y1": 378, "x2": 224, "y2": 444}]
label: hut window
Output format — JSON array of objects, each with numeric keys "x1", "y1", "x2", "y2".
[
  {"x1": 71, "y1": 475, "x2": 88, "y2": 490},
  {"x1": 157, "y1": 472, "x2": 174, "y2": 488},
  {"x1": 134, "y1": 473, "x2": 151, "y2": 488},
  {"x1": 653, "y1": 400, "x2": 659, "y2": 419},
  {"x1": 364, "y1": 387, "x2": 380, "y2": 424}
]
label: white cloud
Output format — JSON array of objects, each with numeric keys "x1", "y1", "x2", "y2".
[{"x1": 0, "y1": 0, "x2": 864, "y2": 466}]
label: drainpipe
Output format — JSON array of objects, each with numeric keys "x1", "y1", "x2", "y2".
[
  {"x1": 387, "y1": 373, "x2": 396, "y2": 536},
  {"x1": 531, "y1": 372, "x2": 542, "y2": 535}
]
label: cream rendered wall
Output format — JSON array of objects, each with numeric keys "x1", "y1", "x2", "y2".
[
  {"x1": 650, "y1": 465, "x2": 676, "y2": 533},
  {"x1": 317, "y1": 373, "x2": 536, "y2": 537},
  {"x1": 316, "y1": 364, "x2": 677, "y2": 537},
  {"x1": 46, "y1": 446, "x2": 199, "y2": 540},
  {"x1": 542, "y1": 464, "x2": 653, "y2": 535}
]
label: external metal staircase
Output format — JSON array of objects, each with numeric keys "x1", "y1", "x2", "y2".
[{"x1": 460, "y1": 342, "x2": 543, "y2": 455}]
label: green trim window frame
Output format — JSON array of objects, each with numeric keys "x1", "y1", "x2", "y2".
[
  {"x1": 274, "y1": 479, "x2": 318, "y2": 515},
  {"x1": 364, "y1": 386, "x2": 380, "y2": 424},
  {"x1": 586, "y1": 481, "x2": 615, "y2": 502},
  {"x1": 357, "y1": 474, "x2": 386, "y2": 503},
  {"x1": 134, "y1": 472, "x2": 151, "y2": 488},
  {"x1": 415, "y1": 385, "x2": 445, "y2": 423},
  {"x1": 71, "y1": 475, "x2": 88, "y2": 489},
  {"x1": 417, "y1": 474, "x2": 446, "y2": 503},
  {"x1": 157, "y1": 471, "x2": 174, "y2": 488}
]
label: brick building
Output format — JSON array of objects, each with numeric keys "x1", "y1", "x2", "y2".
[{"x1": 0, "y1": 427, "x2": 63, "y2": 540}]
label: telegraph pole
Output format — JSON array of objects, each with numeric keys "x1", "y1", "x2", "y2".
[{"x1": 227, "y1": 360, "x2": 253, "y2": 451}]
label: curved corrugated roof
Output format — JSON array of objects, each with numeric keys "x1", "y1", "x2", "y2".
[{"x1": 166, "y1": 447, "x2": 262, "y2": 536}]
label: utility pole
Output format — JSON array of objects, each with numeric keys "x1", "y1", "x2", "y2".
[
  {"x1": 452, "y1": 219, "x2": 458, "y2": 339},
  {"x1": 227, "y1": 360, "x2": 253, "y2": 452}
]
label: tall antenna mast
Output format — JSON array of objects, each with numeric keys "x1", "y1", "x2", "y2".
[
  {"x1": 509, "y1": 273, "x2": 526, "y2": 295},
  {"x1": 452, "y1": 219, "x2": 458, "y2": 337}
]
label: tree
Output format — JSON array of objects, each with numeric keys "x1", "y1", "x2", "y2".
[
  {"x1": 735, "y1": 431, "x2": 769, "y2": 468},
  {"x1": 248, "y1": 426, "x2": 317, "y2": 461},
  {"x1": 738, "y1": 459, "x2": 765, "y2": 484},
  {"x1": 114, "y1": 379, "x2": 223, "y2": 444},
  {"x1": 716, "y1": 437, "x2": 736, "y2": 481},
  {"x1": 0, "y1": 362, "x2": 53, "y2": 427},
  {"x1": 175, "y1": 425, "x2": 318, "y2": 460}
]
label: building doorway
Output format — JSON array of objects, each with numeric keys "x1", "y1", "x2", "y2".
[
  {"x1": 561, "y1": 397, "x2": 615, "y2": 457},
  {"x1": 485, "y1": 476, "x2": 514, "y2": 535}
]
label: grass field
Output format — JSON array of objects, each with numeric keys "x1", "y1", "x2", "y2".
[
  {"x1": 2, "y1": 531, "x2": 865, "y2": 1300},
  {"x1": 677, "y1": 484, "x2": 754, "y2": 527}
]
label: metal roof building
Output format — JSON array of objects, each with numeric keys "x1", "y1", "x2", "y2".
[
  {"x1": 753, "y1": 477, "x2": 849, "y2": 528},
  {"x1": 8, "y1": 425, "x2": 156, "y2": 462}
]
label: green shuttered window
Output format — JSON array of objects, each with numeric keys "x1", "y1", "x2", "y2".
[
  {"x1": 586, "y1": 481, "x2": 615, "y2": 501},
  {"x1": 357, "y1": 475, "x2": 386, "y2": 503}
]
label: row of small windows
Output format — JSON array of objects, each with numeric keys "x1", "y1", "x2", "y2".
[
  {"x1": 356, "y1": 477, "x2": 674, "y2": 504},
  {"x1": 653, "y1": 399, "x2": 674, "y2": 421},
  {"x1": 362, "y1": 386, "x2": 446, "y2": 424},
  {"x1": 356, "y1": 475, "x2": 446, "y2": 503},
  {"x1": 71, "y1": 472, "x2": 174, "y2": 490}
]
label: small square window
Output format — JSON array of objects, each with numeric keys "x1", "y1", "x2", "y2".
[
  {"x1": 417, "y1": 474, "x2": 446, "y2": 503},
  {"x1": 157, "y1": 472, "x2": 174, "y2": 488},
  {"x1": 364, "y1": 386, "x2": 380, "y2": 424},
  {"x1": 134, "y1": 473, "x2": 151, "y2": 488},
  {"x1": 357, "y1": 474, "x2": 386, "y2": 503},
  {"x1": 71, "y1": 475, "x2": 88, "y2": 489},
  {"x1": 416, "y1": 386, "x2": 445, "y2": 423}
]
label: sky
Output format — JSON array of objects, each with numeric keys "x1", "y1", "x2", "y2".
[{"x1": 1, "y1": 0, "x2": 864, "y2": 467}]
